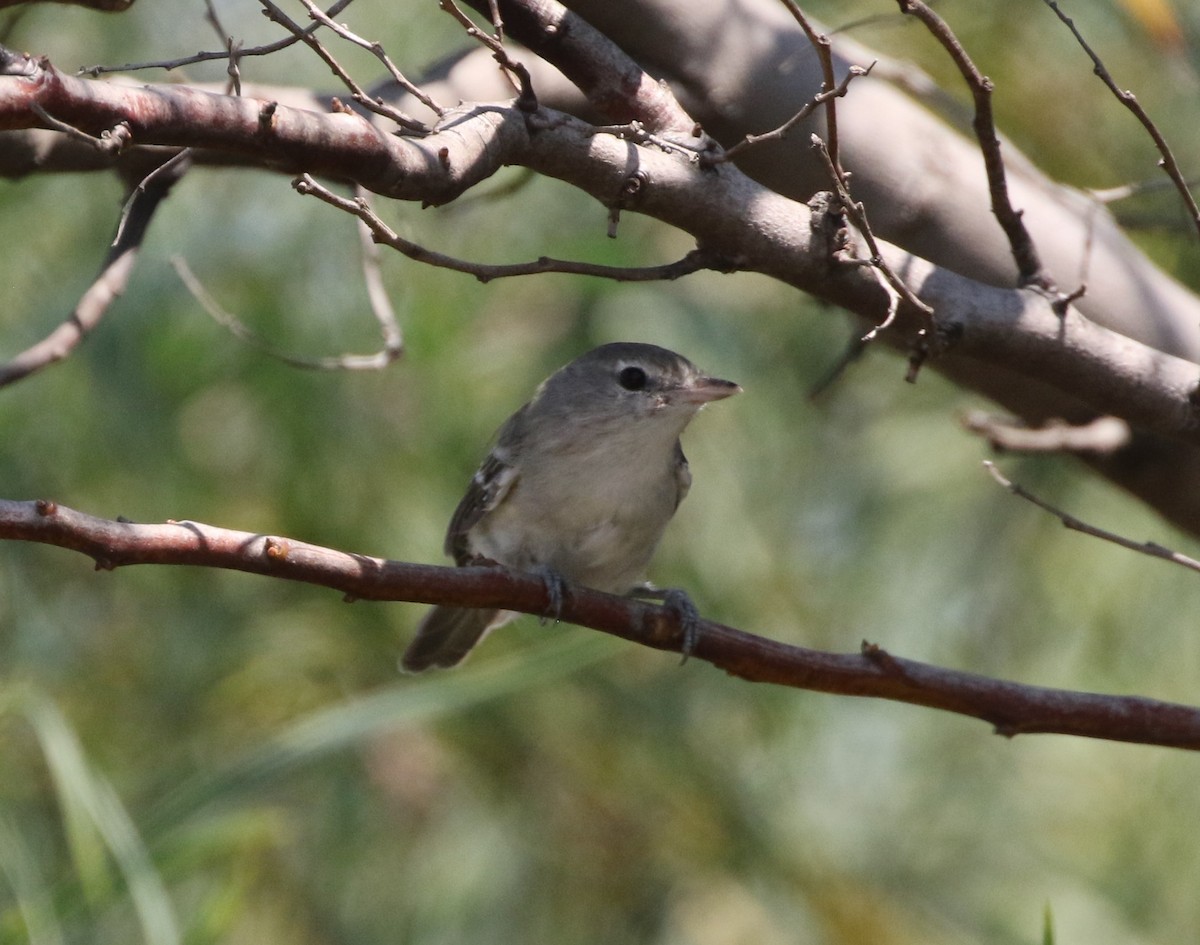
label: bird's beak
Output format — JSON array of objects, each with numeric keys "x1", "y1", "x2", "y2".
[{"x1": 678, "y1": 375, "x2": 742, "y2": 405}]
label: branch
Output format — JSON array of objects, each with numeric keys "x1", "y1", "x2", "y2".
[
  {"x1": 705, "y1": 64, "x2": 869, "y2": 168},
  {"x1": 1041, "y1": 0, "x2": 1200, "y2": 244},
  {"x1": 171, "y1": 255, "x2": 402, "y2": 370},
  {"x1": 3, "y1": 497, "x2": 1200, "y2": 750},
  {"x1": 984, "y1": 461, "x2": 1200, "y2": 575},
  {"x1": 78, "y1": 0, "x2": 355, "y2": 77},
  {"x1": 963, "y1": 412, "x2": 1130, "y2": 454},
  {"x1": 293, "y1": 173, "x2": 724, "y2": 283},
  {"x1": 898, "y1": 0, "x2": 1055, "y2": 292},
  {"x1": 0, "y1": 149, "x2": 190, "y2": 388},
  {"x1": 3, "y1": 53, "x2": 1199, "y2": 451},
  {"x1": 464, "y1": 0, "x2": 700, "y2": 135}
]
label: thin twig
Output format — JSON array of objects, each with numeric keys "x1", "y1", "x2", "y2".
[
  {"x1": 984, "y1": 461, "x2": 1200, "y2": 575},
  {"x1": 258, "y1": 0, "x2": 429, "y2": 132},
  {"x1": 706, "y1": 64, "x2": 871, "y2": 167},
  {"x1": 202, "y1": 0, "x2": 243, "y2": 96},
  {"x1": 354, "y1": 186, "x2": 404, "y2": 361},
  {"x1": 294, "y1": 174, "x2": 723, "y2": 284},
  {"x1": 439, "y1": 0, "x2": 536, "y2": 111},
  {"x1": 780, "y1": 0, "x2": 843, "y2": 171},
  {"x1": 299, "y1": 0, "x2": 443, "y2": 121},
  {"x1": 810, "y1": 135, "x2": 934, "y2": 339},
  {"x1": 589, "y1": 121, "x2": 709, "y2": 161},
  {"x1": 897, "y1": 0, "x2": 1055, "y2": 292},
  {"x1": 0, "y1": 152, "x2": 191, "y2": 388},
  {"x1": 30, "y1": 101, "x2": 127, "y2": 154},
  {"x1": 79, "y1": 0, "x2": 356, "y2": 76},
  {"x1": 1040, "y1": 0, "x2": 1200, "y2": 245},
  {"x1": 172, "y1": 256, "x2": 400, "y2": 371}
]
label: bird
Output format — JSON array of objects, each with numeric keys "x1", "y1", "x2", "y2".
[{"x1": 401, "y1": 341, "x2": 740, "y2": 672}]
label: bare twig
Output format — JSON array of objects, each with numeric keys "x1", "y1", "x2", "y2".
[
  {"x1": 299, "y1": 0, "x2": 443, "y2": 122},
  {"x1": 202, "y1": 0, "x2": 243, "y2": 96},
  {"x1": 354, "y1": 186, "x2": 404, "y2": 361},
  {"x1": 810, "y1": 134, "x2": 933, "y2": 341},
  {"x1": 5, "y1": 496, "x2": 1200, "y2": 750},
  {"x1": 0, "y1": 151, "x2": 191, "y2": 388},
  {"x1": 588, "y1": 121, "x2": 709, "y2": 161},
  {"x1": 780, "y1": 0, "x2": 843, "y2": 171},
  {"x1": 706, "y1": 64, "x2": 870, "y2": 167},
  {"x1": 172, "y1": 256, "x2": 399, "y2": 371},
  {"x1": 30, "y1": 101, "x2": 127, "y2": 153},
  {"x1": 258, "y1": 0, "x2": 429, "y2": 132},
  {"x1": 294, "y1": 174, "x2": 724, "y2": 284},
  {"x1": 897, "y1": 0, "x2": 1055, "y2": 292},
  {"x1": 964, "y1": 413, "x2": 1131, "y2": 454},
  {"x1": 1041, "y1": 0, "x2": 1200, "y2": 244},
  {"x1": 439, "y1": 0, "x2": 536, "y2": 111},
  {"x1": 984, "y1": 461, "x2": 1200, "y2": 575},
  {"x1": 79, "y1": 0, "x2": 356, "y2": 76}
]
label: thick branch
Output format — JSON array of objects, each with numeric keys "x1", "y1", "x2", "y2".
[
  {"x1": 2, "y1": 54, "x2": 1198, "y2": 448},
  {"x1": 3, "y1": 497, "x2": 1199, "y2": 750},
  {"x1": 0, "y1": 48, "x2": 505, "y2": 204},
  {"x1": 464, "y1": 0, "x2": 699, "y2": 134}
]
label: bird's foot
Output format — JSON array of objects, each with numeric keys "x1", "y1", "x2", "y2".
[
  {"x1": 533, "y1": 566, "x2": 569, "y2": 625},
  {"x1": 628, "y1": 584, "x2": 702, "y2": 664}
]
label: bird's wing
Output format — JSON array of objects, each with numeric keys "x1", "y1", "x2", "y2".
[
  {"x1": 444, "y1": 444, "x2": 521, "y2": 564},
  {"x1": 673, "y1": 440, "x2": 692, "y2": 509}
]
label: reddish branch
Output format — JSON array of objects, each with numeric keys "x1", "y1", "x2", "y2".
[
  {"x1": 0, "y1": 48, "x2": 501, "y2": 204},
  {"x1": 3, "y1": 497, "x2": 1200, "y2": 751}
]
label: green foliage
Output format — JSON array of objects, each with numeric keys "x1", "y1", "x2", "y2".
[{"x1": 2, "y1": 1, "x2": 1200, "y2": 943}]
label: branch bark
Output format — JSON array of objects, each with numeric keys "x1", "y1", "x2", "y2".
[
  {"x1": 4, "y1": 497, "x2": 1199, "y2": 751},
  {"x1": 3, "y1": 52, "x2": 1198, "y2": 446}
]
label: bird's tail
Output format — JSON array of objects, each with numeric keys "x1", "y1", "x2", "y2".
[{"x1": 400, "y1": 606, "x2": 507, "y2": 672}]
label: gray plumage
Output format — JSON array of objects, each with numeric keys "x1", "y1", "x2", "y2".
[{"x1": 402, "y1": 342, "x2": 739, "y2": 671}]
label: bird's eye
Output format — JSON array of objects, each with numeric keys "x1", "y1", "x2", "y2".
[{"x1": 618, "y1": 365, "x2": 649, "y2": 391}]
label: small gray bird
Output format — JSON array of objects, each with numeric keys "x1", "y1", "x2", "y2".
[{"x1": 401, "y1": 342, "x2": 740, "y2": 672}]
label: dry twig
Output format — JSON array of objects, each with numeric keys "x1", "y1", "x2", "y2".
[
  {"x1": 984, "y1": 461, "x2": 1200, "y2": 575},
  {"x1": 810, "y1": 134, "x2": 933, "y2": 345},
  {"x1": 964, "y1": 413, "x2": 1130, "y2": 454},
  {"x1": 294, "y1": 174, "x2": 723, "y2": 284},
  {"x1": 299, "y1": 0, "x2": 443, "y2": 121},
  {"x1": 706, "y1": 64, "x2": 870, "y2": 167},
  {"x1": 0, "y1": 151, "x2": 191, "y2": 388},
  {"x1": 172, "y1": 256, "x2": 400, "y2": 371},
  {"x1": 897, "y1": 0, "x2": 1054, "y2": 292},
  {"x1": 79, "y1": 0, "x2": 355, "y2": 76},
  {"x1": 258, "y1": 0, "x2": 429, "y2": 132},
  {"x1": 780, "y1": 0, "x2": 843, "y2": 171},
  {"x1": 1041, "y1": 0, "x2": 1200, "y2": 244}
]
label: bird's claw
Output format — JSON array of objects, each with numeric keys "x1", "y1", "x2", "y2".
[
  {"x1": 534, "y1": 566, "x2": 568, "y2": 625},
  {"x1": 662, "y1": 589, "x2": 701, "y2": 664},
  {"x1": 628, "y1": 584, "x2": 702, "y2": 664}
]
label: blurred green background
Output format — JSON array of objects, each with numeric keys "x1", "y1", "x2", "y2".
[{"x1": 3, "y1": 1, "x2": 1200, "y2": 943}]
